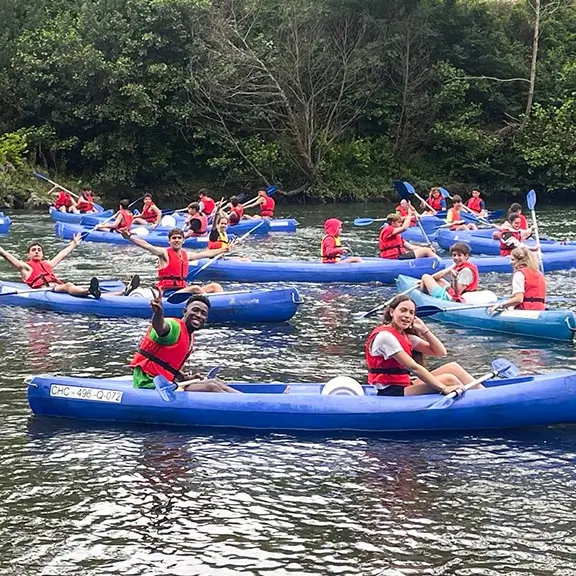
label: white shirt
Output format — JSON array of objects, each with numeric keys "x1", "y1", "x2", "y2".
[
  {"x1": 370, "y1": 331, "x2": 422, "y2": 359},
  {"x1": 454, "y1": 267, "x2": 474, "y2": 288},
  {"x1": 511, "y1": 270, "x2": 525, "y2": 295}
]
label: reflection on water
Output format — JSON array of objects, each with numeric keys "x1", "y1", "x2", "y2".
[{"x1": 1, "y1": 207, "x2": 576, "y2": 575}]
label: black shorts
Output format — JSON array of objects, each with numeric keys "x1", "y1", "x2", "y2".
[
  {"x1": 377, "y1": 385, "x2": 405, "y2": 397},
  {"x1": 398, "y1": 251, "x2": 416, "y2": 260}
]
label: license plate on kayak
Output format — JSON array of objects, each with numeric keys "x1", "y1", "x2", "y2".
[
  {"x1": 50, "y1": 384, "x2": 123, "y2": 403},
  {"x1": 499, "y1": 310, "x2": 541, "y2": 319}
]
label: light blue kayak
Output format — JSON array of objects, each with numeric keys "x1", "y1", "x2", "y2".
[
  {"x1": 397, "y1": 274, "x2": 576, "y2": 341},
  {"x1": 0, "y1": 212, "x2": 12, "y2": 235}
]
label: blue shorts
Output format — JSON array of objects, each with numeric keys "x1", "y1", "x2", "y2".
[{"x1": 430, "y1": 286, "x2": 453, "y2": 301}]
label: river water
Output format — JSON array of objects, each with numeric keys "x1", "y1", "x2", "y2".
[{"x1": 1, "y1": 203, "x2": 576, "y2": 575}]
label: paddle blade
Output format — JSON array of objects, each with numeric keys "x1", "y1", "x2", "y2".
[
  {"x1": 403, "y1": 181, "x2": 416, "y2": 194},
  {"x1": 206, "y1": 366, "x2": 221, "y2": 379},
  {"x1": 153, "y1": 375, "x2": 178, "y2": 402},
  {"x1": 266, "y1": 185, "x2": 277, "y2": 196},
  {"x1": 393, "y1": 180, "x2": 410, "y2": 199},
  {"x1": 438, "y1": 187, "x2": 451, "y2": 199},
  {"x1": 415, "y1": 305, "x2": 445, "y2": 318},
  {"x1": 166, "y1": 291, "x2": 192, "y2": 304},
  {"x1": 491, "y1": 357, "x2": 519, "y2": 379},
  {"x1": 353, "y1": 218, "x2": 375, "y2": 226},
  {"x1": 526, "y1": 189, "x2": 537, "y2": 210}
]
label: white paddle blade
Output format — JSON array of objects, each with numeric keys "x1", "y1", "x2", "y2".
[
  {"x1": 161, "y1": 215, "x2": 177, "y2": 228},
  {"x1": 127, "y1": 287, "x2": 155, "y2": 299},
  {"x1": 132, "y1": 226, "x2": 149, "y2": 237},
  {"x1": 322, "y1": 377, "x2": 364, "y2": 396}
]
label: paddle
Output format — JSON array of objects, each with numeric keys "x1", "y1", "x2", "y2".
[
  {"x1": 438, "y1": 187, "x2": 495, "y2": 228},
  {"x1": 353, "y1": 217, "x2": 388, "y2": 227},
  {"x1": 241, "y1": 185, "x2": 278, "y2": 210},
  {"x1": 33, "y1": 172, "x2": 80, "y2": 199},
  {"x1": 359, "y1": 283, "x2": 423, "y2": 319},
  {"x1": 526, "y1": 189, "x2": 544, "y2": 274},
  {"x1": 416, "y1": 302, "x2": 502, "y2": 318},
  {"x1": 154, "y1": 366, "x2": 223, "y2": 402},
  {"x1": 429, "y1": 358, "x2": 520, "y2": 409},
  {"x1": 166, "y1": 221, "x2": 265, "y2": 304},
  {"x1": 408, "y1": 201, "x2": 441, "y2": 260},
  {"x1": 402, "y1": 181, "x2": 436, "y2": 212},
  {"x1": 0, "y1": 279, "x2": 124, "y2": 299}
]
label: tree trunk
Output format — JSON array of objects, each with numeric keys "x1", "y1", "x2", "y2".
[{"x1": 524, "y1": 0, "x2": 541, "y2": 122}]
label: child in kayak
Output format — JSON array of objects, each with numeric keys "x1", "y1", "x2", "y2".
[
  {"x1": 447, "y1": 195, "x2": 478, "y2": 231},
  {"x1": 496, "y1": 213, "x2": 534, "y2": 256},
  {"x1": 321, "y1": 218, "x2": 362, "y2": 263},
  {"x1": 421, "y1": 187, "x2": 446, "y2": 215},
  {"x1": 365, "y1": 294, "x2": 481, "y2": 396},
  {"x1": 465, "y1": 190, "x2": 487, "y2": 217},
  {"x1": 378, "y1": 213, "x2": 437, "y2": 259}
]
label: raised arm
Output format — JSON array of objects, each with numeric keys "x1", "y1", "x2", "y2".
[
  {"x1": 49, "y1": 233, "x2": 82, "y2": 268},
  {"x1": 186, "y1": 244, "x2": 231, "y2": 262},
  {"x1": 150, "y1": 292, "x2": 171, "y2": 336},
  {"x1": 121, "y1": 230, "x2": 166, "y2": 258},
  {"x1": 0, "y1": 246, "x2": 27, "y2": 271}
]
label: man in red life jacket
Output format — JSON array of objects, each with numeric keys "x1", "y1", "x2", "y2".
[
  {"x1": 395, "y1": 199, "x2": 417, "y2": 226},
  {"x1": 53, "y1": 189, "x2": 77, "y2": 213},
  {"x1": 447, "y1": 195, "x2": 477, "y2": 231},
  {"x1": 123, "y1": 227, "x2": 229, "y2": 294},
  {"x1": 420, "y1": 242, "x2": 479, "y2": 302},
  {"x1": 0, "y1": 233, "x2": 102, "y2": 298},
  {"x1": 130, "y1": 292, "x2": 239, "y2": 392},
  {"x1": 465, "y1": 190, "x2": 487, "y2": 216},
  {"x1": 184, "y1": 202, "x2": 208, "y2": 237},
  {"x1": 133, "y1": 194, "x2": 162, "y2": 228},
  {"x1": 75, "y1": 189, "x2": 96, "y2": 214},
  {"x1": 321, "y1": 218, "x2": 362, "y2": 264},
  {"x1": 245, "y1": 188, "x2": 276, "y2": 219},
  {"x1": 496, "y1": 213, "x2": 534, "y2": 256},
  {"x1": 228, "y1": 196, "x2": 245, "y2": 226},
  {"x1": 379, "y1": 213, "x2": 437, "y2": 259},
  {"x1": 422, "y1": 188, "x2": 446, "y2": 215},
  {"x1": 199, "y1": 190, "x2": 216, "y2": 216},
  {"x1": 95, "y1": 199, "x2": 134, "y2": 233}
]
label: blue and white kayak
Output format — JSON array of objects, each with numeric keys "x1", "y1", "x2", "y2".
[
  {"x1": 0, "y1": 212, "x2": 11, "y2": 235},
  {"x1": 49, "y1": 206, "x2": 110, "y2": 224},
  {"x1": 185, "y1": 250, "x2": 576, "y2": 284},
  {"x1": 27, "y1": 371, "x2": 576, "y2": 432},
  {"x1": 397, "y1": 275, "x2": 576, "y2": 341},
  {"x1": 436, "y1": 229, "x2": 576, "y2": 255},
  {"x1": 0, "y1": 281, "x2": 302, "y2": 324}
]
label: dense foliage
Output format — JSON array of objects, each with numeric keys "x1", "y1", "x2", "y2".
[{"x1": 0, "y1": 0, "x2": 575, "y2": 202}]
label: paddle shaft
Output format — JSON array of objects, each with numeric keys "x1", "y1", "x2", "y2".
[
  {"x1": 529, "y1": 206, "x2": 544, "y2": 274},
  {"x1": 34, "y1": 172, "x2": 80, "y2": 199},
  {"x1": 361, "y1": 283, "x2": 421, "y2": 318}
]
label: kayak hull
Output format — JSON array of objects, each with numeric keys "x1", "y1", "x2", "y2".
[
  {"x1": 49, "y1": 206, "x2": 111, "y2": 223},
  {"x1": 27, "y1": 372, "x2": 576, "y2": 432},
  {"x1": 0, "y1": 212, "x2": 12, "y2": 234},
  {"x1": 397, "y1": 275, "x2": 576, "y2": 341},
  {"x1": 0, "y1": 281, "x2": 302, "y2": 324}
]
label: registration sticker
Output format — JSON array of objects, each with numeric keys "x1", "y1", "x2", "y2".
[
  {"x1": 50, "y1": 384, "x2": 123, "y2": 403},
  {"x1": 499, "y1": 310, "x2": 541, "y2": 320}
]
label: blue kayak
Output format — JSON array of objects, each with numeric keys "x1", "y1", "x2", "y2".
[
  {"x1": 0, "y1": 212, "x2": 12, "y2": 234},
  {"x1": 49, "y1": 206, "x2": 110, "y2": 223},
  {"x1": 0, "y1": 280, "x2": 302, "y2": 324},
  {"x1": 397, "y1": 275, "x2": 576, "y2": 341},
  {"x1": 186, "y1": 250, "x2": 576, "y2": 283},
  {"x1": 436, "y1": 229, "x2": 576, "y2": 255},
  {"x1": 27, "y1": 371, "x2": 576, "y2": 432}
]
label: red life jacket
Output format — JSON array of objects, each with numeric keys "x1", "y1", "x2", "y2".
[
  {"x1": 261, "y1": 196, "x2": 275, "y2": 218},
  {"x1": 141, "y1": 202, "x2": 159, "y2": 223},
  {"x1": 129, "y1": 319, "x2": 194, "y2": 381},
  {"x1": 230, "y1": 205, "x2": 244, "y2": 225},
  {"x1": 395, "y1": 204, "x2": 416, "y2": 226},
  {"x1": 499, "y1": 230, "x2": 522, "y2": 256},
  {"x1": 201, "y1": 196, "x2": 215, "y2": 215},
  {"x1": 518, "y1": 214, "x2": 528, "y2": 230},
  {"x1": 54, "y1": 191, "x2": 72, "y2": 209},
  {"x1": 188, "y1": 214, "x2": 208, "y2": 235},
  {"x1": 112, "y1": 208, "x2": 134, "y2": 231},
  {"x1": 76, "y1": 198, "x2": 94, "y2": 213},
  {"x1": 428, "y1": 195, "x2": 444, "y2": 211},
  {"x1": 448, "y1": 207, "x2": 462, "y2": 230},
  {"x1": 379, "y1": 226, "x2": 406, "y2": 259},
  {"x1": 207, "y1": 230, "x2": 228, "y2": 250},
  {"x1": 321, "y1": 234, "x2": 342, "y2": 263},
  {"x1": 365, "y1": 325, "x2": 413, "y2": 387},
  {"x1": 157, "y1": 248, "x2": 188, "y2": 291},
  {"x1": 517, "y1": 267, "x2": 546, "y2": 310},
  {"x1": 25, "y1": 260, "x2": 63, "y2": 288},
  {"x1": 446, "y1": 261, "x2": 479, "y2": 301},
  {"x1": 466, "y1": 197, "x2": 483, "y2": 213}
]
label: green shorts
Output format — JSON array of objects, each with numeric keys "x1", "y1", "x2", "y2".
[{"x1": 430, "y1": 286, "x2": 453, "y2": 301}]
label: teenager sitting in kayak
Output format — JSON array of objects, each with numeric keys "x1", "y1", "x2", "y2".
[
  {"x1": 75, "y1": 188, "x2": 97, "y2": 214},
  {"x1": 130, "y1": 291, "x2": 239, "y2": 392},
  {"x1": 489, "y1": 247, "x2": 546, "y2": 314},
  {"x1": 447, "y1": 195, "x2": 478, "y2": 231},
  {"x1": 379, "y1": 213, "x2": 437, "y2": 260},
  {"x1": 228, "y1": 196, "x2": 245, "y2": 225},
  {"x1": 199, "y1": 189, "x2": 216, "y2": 216},
  {"x1": 95, "y1": 200, "x2": 134, "y2": 233},
  {"x1": 465, "y1": 189, "x2": 487, "y2": 217},
  {"x1": 421, "y1": 187, "x2": 446, "y2": 215},
  {"x1": 321, "y1": 218, "x2": 362, "y2": 264},
  {"x1": 123, "y1": 228, "x2": 229, "y2": 294},
  {"x1": 184, "y1": 202, "x2": 208, "y2": 237},
  {"x1": 419, "y1": 242, "x2": 479, "y2": 301},
  {"x1": 507, "y1": 203, "x2": 529, "y2": 229},
  {"x1": 395, "y1": 199, "x2": 417, "y2": 225},
  {"x1": 0, "y1": 233, "x2": 137, "y2": 299},
  {"x1": 366, "y1": 294, "x2": 481, "y2": 396},
  {"x1": 133, "y1": 194, "x2": 162, "y2": 228},
  {"x1": 53, "y1": 189, "x2": 77, "y2": 213},
  {"x1": 495, "y1": 213, "x2": 534, "y2": 256},
  {"x1": 243, "y1": 188, "x2": 276, "y2": 220}
]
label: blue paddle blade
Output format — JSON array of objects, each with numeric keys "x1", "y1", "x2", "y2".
[
  {"x1": 491, "y1": 358, "x2": 519, "y2": 379},
  {"x1": 206, "y1": 366, "x2": 221, "y2": 379},
  {"x1": 403, "y1": 181, "x2": 416, "y2": 194},
  {"x1": 526, "y1": 189, "x2": 537, "y2": 210},
  {"x1": 438, "y1": 187, "x2": 451, "y2": 198},
  {"x1": 393, "y1": 180, "x2": 411, "y2": 199},
  {"x1": 353, "y1": 217, "x2": 376, "y2": 226},
  {"x1": 266, "y1": 185, "x2": 277, "y2": 196},
  {"x1": 153, "y1": 375, "x2": 177, "y2": 402},
  {"x1": 166, "y1": 290, "x2": 191, "y2": 304}
]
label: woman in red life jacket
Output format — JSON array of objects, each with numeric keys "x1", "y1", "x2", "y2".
[
  {"x1": 495, "y1": 213, "x2": 534, "y2": 256},
  {"x1": 133, "y1": 194, "x2": 162, "y2": 228},
  {"x1": 465, "y1": 189, "x2": 487, "y2": 216},
  {"x1": 0, "y1": 234, "x2": 103, "y2": 298},
  {"x1": 95, "y1": 199, "x2": 134, "y2": 233},
  {"x1": 395, "y1": 199, "x2": 417, "y2": 226},
  {"x1": 379, "y1": 213, "x2": 437, "y2": 259},
  {"x1": 421, "y1": 187, "x2": 446, "y2": 215},
  {"x1": 199, "y1": 189, "x2": 216, "y2": 216},
  {"x1": 75, "y1": 189, "x2": 96, "y2": 214},
  {"x1": 184, "y1": 202, "x2": 208, "y2": 237},
  {"x1": 447, "y1": 195, "x2": 478, "y2": 231},
  {"x1": 507, "y1": 203, "x2": 529, "y2": 230},
  {"x1": 420, "y1": 242, "x2": 479, "y2": 302},
  {"x1": 321, "y1": 218, "x2": 362, "y2": 264},
  {"x1": 366, "y1": 295, "x2": 480, "y2": 397},
  {"x1": 130, "y1": 292, "x2": 239, "y2": 392},
  {"x1": 123, "y1": 227, "x2": 228, "y2": 295},
  {"x1": 53, "y1": 189, "x2": 77, "y2": 213},
  {"x1": 489, "y1": 247, "x2": 546, "y2": 314}
]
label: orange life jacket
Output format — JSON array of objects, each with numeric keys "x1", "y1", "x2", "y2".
[
  {"x1": 517, "y1": 267, "x2": 546, "y2": 310},
  {"x1": 25, "y1": 260, "x2": 63, "y2": 288},
  {"x1": 157, "y1": 248, "x2": 188, "y2": 291},
  {"x1": 428, "y1": 195, "x2": 444, "y2": 211},
  {"x1": 129, "y1": 319, "x2": 194, "y2": 381},
  {"x1": 207, "y1": 230, "x2": 228, "y2": 250},
  {"x1": 378, "y1": 226, "x2": 406, "y2": 259},
  {"x1": 466, "y1": 197, "x2": 483, "y2": 213},
  {"x1": 366, "y1": 326, "x2": 413, "y2": 387},
  {"x1": 321, "y1": 234, "x2": 342, "y2": 263},
  {"x1": 448, "y1": 207, "x2": 462, "y2": 230},
  {"x1": 261, "y1": 196, "x2": 275, "y2": 218},
  {"x1": 446, "y1": 261, "x2": 479, "y2": 301}
]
